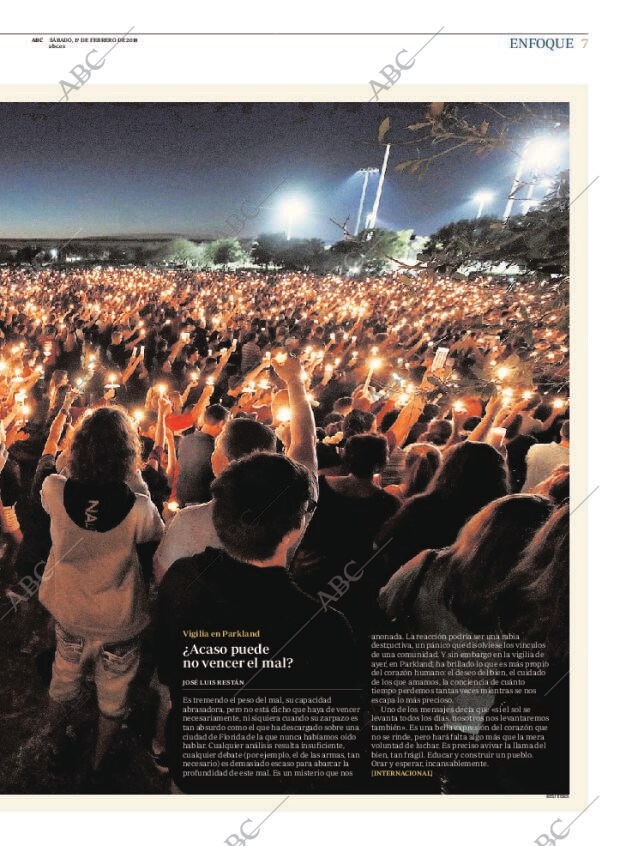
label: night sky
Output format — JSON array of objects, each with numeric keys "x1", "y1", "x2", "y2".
[{"x1": 0, "y1": 102, "x2": 569, "y2": 241}]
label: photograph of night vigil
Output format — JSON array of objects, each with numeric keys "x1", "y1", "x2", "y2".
[{"x1": 0, "y1": 98, "x2": 575, "y2": 799}]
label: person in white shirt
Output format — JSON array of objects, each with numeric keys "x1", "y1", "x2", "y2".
[{"x1": 523, "y1": 420, "x2": 569, "y2": 492}]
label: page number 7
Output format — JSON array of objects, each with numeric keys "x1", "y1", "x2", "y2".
[{"x1": 581, "y1": 38, "x2": 589, "y2": 47}]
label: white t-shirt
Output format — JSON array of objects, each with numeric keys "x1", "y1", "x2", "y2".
[
  {"x1": 523, "y1": 442, "x2": 569, "y2": 491},
  {"x1": 154, "y1": 501, "x2": 221, "y2": 584},
  {"x1": 40, "y1": 474, "x2": 164, "y2": 640}
]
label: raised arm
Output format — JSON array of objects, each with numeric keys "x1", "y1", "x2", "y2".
[
  {"x1": 467, "y1": 393, "x2": 504, "y2": 443},
  {"x1": 386, "y1": 392, "x2": 425, "y2": 449},
  {"x1": 271, "y1": 353, "x2": 317, "y2": 474}
]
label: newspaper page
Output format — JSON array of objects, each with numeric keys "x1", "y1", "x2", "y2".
[{"x1": 0, "y1": 7, "x2": 609, "y2": 845}]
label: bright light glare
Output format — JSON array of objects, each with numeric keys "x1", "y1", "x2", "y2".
[
  {"x1": 474, "y1": 191, "x2": 494, "y2": 203},
  {"x1": 525, "y1": 137, "x2": 563, "y2": 168},
  {"x1": 280, "y1": 197, "x2": 308, "y2": 239},
  {"x1": 280, "y1": 197, "x2": 307, "y2": 220}
]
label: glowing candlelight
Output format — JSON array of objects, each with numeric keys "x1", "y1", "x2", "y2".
[
  {"x1": 453, "y1": 400, "x2": 466, "y2": 413},
  {"x1": 276, "y1": 407, "x2": 292, "y2": 424},
  {"x1": 497, "y1": 365, "x2": 510, "y2": 380},
  {"x1": 522, "y1": 390, "x2": 533, "y2": 400},
  {"x1": 156, "y1": 383, "x2": 167, "y2": 396}
]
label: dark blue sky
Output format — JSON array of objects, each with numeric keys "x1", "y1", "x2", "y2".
[{"x1": 0, "y1": 102, "x2": 569, "y2": 241}]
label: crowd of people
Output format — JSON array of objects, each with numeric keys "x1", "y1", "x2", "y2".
[{"x1": 0, "y1": 265, "x2": 569, "y2": 794}]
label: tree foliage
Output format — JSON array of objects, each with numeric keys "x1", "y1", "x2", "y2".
[
  {"x1": 377, "y1": 102, "x2": 568, "y2": 177},
  {"x1": 420, "y1": 171, "x2": 569, "y2": 275}
]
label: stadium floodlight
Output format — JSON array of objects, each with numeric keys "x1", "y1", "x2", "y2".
[
  {"x1": 474, "y1": 190, "x2": 494, "y2": 218},
  {"x1": 280, "y1": 197, "x2": 308, "y2": 240}
]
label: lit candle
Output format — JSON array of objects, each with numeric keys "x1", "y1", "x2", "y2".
[
  {"x1": 276, "y1": 407, "x2": 292, "y2": 423},
  {"x1": 364, "y1": 356, "x2": 382, "y2": 391},
  {"x1": 156, "y1": 383, "x2": 167, "y2": 396}
]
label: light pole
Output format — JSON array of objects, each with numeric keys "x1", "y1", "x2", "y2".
[
  {"x1": 354, "y1": 167, "x2": 379, "y2": 235},
  {"x1": 474, "y1": 190, "x2": 494, "y2": 219},
  {"x1": 367, "y1": 143, "x2": 391, "y2": 230},
  {"x1": 503, "y1": 136, "x2": 563, "y2": 221}
]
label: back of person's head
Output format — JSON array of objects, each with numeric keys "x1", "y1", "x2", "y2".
[
  {"x1": 500, "y1": 504, "x2": 569, "y2": 664},
  {"x1": 220, "y1": 417, "x2": 277, "y2": 462},
  {"x1": 548, "y1": 465, "x2": 569, "y2": 503},
  {"x1": 420, "y1": 403, "x2": 439, "y2": 423},
  {"x1": 212, "y1": 452, "x2": 314, "y2": 561},
  {"x1": 429, "y1": 440, "x2": 508, "y2": 507},
  {"x1": 69, "y1": 405, "x2": 140, "y2": 485},
  {"x1": 402, "y1": 443, "x2": 442, "y2": 497},
  {"x1": 343, "y1": 409, "x2": 375, "y2": 440},
  {"x1": 344, "y1": 434, "x2": 389, "y2": 478},
  {"x1": 333, "y1": 396, "x2": 354, "y2": 415},
  {"x1": 462, "y1": 416, "x2": 481, "y2": 432},
  {"x1": 560, "y1": 419, "x2": 569, "y2": 442},
  {"x1": 379, "y1": 409, "x2": 399, "y2": 433},
  {"x1": 204, "y1": 404, "x2": 230, "y2": 427},
  {"x1": 421, "y1": 418, "x2": 452, "y2": 446},
  {"x1": 323, "y1": 411, "x2": 344, "y2": 428},
  {"x1": 443, "y1": 493, "x2": 553, "y2": 632}
]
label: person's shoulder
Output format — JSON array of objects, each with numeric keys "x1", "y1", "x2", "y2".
[
  {"x1": 159, "y1": 552, "x2": 206, "y2": 596},
  {"x1": 377, "y1": 488, "x2": 401, "y2": 507},
  {"x1": 163, "y1": 546, "x2": 228, "y2": 584},
  {"x1": 527, "y1": 442, "x2": 548, "y2": 455},
  {"x1": 169, "y1": 501, "x2": 214, "y2": 528},
  {"x1": 179, "y1": 501, "x2": 214, "y2": 517},
  {"x1": 133, "y1": 490, "x2": 161, "y2": 514},
  {"x1": 41, "y1": 473, "x2": 66, "y2": 493}
]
